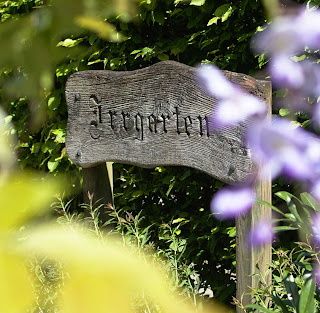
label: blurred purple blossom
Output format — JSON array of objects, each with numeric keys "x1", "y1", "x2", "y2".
[
  {"x1": 210, "y1": 186, "x2": 255, "y2": 220},
  {"x1": 198, "y1": 64, "x2": 237, "y2": 98},
  {"x1": 313, "y1": 102, "x2": 320, "y2": 128},
  {"x1": 269, "y1": 55, "x2": 304, "y2": 89},
  {"x1": 246, "y1": 118, "x2": 317, "y2": 181},
  {"x1": 198, "y1": 64, "x2": 266, "y2": 129},
  {"x1": 310, "y1": 180, "x2": 320, "y2": 203},
  {"x1": 253, "y1": 7, "x2": 320, "y2": 114},
  {"x1": 270, "y1": 57, "x2": 320, "y2": 98},
  {"x1": 296, "y1": 9, "x2": 320, "y2": 51},
  {"x1": 248, "y1": 220, "x2": 274, "y2": 247},
  {"x1": 313, "y1": 263, "x2": 320, "y2": 285},
  {"x1": 312, "y1": 214, "x2": 320, "y2": 245},
  {"x1": 253, "y1": 16, "x2": 303, "y2": 56},
  {"x1": 253, "y1": 9, "x2": 320, "y2": 56}
]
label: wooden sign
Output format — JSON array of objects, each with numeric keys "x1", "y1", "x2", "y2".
[
  {"x1": 65, "y1": 61, "x2": 272, "y2": 313},
  {"x1": 66, "y1": 61, "x2": 269, "y2": 184}
]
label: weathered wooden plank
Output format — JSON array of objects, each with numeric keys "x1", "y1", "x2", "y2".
[
  {"x1": 65, "y1": 61, "x2": 268, "y2": 184},
  {"x1": 236, "y1": 80, "x2": 272, "y2": 312}
]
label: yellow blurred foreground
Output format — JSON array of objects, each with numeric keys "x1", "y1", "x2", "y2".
[{"x1": 0, "y1": 173, "x2": 232, "y2": 313}]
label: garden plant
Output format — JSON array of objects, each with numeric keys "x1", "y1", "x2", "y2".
[{"x1": 2, "y1": 0, "x2": 320, "y2": 313}]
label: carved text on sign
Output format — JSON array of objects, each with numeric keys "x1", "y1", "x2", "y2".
[{"x1": 89, "y1": 95, "x2": 211, "y2": 141}]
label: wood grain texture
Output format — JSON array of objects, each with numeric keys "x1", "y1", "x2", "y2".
[
  {"x1": 236, "y1": 80, "x2": 272, "y2": 312},
  {"x1": 65, "y1": 61, "x2": 269, "y2": 184}
]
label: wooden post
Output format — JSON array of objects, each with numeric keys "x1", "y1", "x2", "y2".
[
  {"x1": 236, "y1": 81, "x2": 272, "y2": 312},
  {"x1": 82, "y1": 162, "x2": 113, "y2": 207}
]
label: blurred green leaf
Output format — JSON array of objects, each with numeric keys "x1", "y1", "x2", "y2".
[
  {"x1": 75, "y1": 16, "x2": 122, "y2": 42},
  {"x1": 299, "y1": 278, "x2": 315, "y2": 313},
  {"x1": 0, "y1": 173, "x2": 62, "y2": 230},
  {"x1": 284, "y1": 275, "x2": 299, "y2": 310}
]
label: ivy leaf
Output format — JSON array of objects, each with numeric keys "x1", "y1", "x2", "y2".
[
  {"x1": 279, "y1": 108, "x2": 290, "y2": 116},
  {"x1": 214, "y1": 4, "x2": 232, "y2": 17},
  {"x1": 207, "y1": 16, "x2": 220, "y2": 26},
  {"x1": 57, "y1": 38, "x2": 84, "y2": 48},
  {"x1": 47, "y1": 160, "x2": 59, "y2": 172},
  {"x1": 221, "y1": 7, "x2": 233, "y2": 22},
  {"x1": 190, "y1": 0, "x2": 205, "y2": 6}
]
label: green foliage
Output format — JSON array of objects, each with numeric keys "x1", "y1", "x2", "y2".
[
  {"x1": 1, "y1": 0, "x2": 318, "y2": 308},
  {"x1": 111, "y1": 164, "x2": 236, "y2": 304},
  {"x1": 245, "y1": 192, "x2": 320, "y2": 313}
]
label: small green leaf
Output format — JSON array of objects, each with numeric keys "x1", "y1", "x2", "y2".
[
  {"x1": 300, "y1": 192, "x2": 319, "y2": 211},
  {"x1": 172, "y1": 218, "x2": 186, "y2": 224},
  {"x1": 214, "y1": 4, "x2": 231, "y2": 17},
  {"x1": 207, "y1": 16, "x2": 220, "y2": 26},
  {"x1": 47, "y1": 160, "x2": 59, "y2": 172},
  {"x1": 245, "y1": 304, "x2": 273, "y2": 313},
  {"x1": 221, "y1": 7, "x2": 233, "y2": 22},
  {"x1": 291, "y1": 54, "x2": 306, "y2": 62},
  {"x1": 48, "y1": 96, "x2": 60, "y2": 111},
  {"x1": 157, "y1": 53, "x2": 169, "y2": 61},
  {"x1": 130, "y1": 50, "x2": 141, "y2": 55},
  {"x1": 131, "y1": 190, "x2": 143, "y2": 198},
  {"x1": 279, "y1": 108, "x2": 290, "y2": 116},
  {"x1": 274, "y1": 226, "x2": 299, "y2": 232},
  {"x1": 31, "y1": 143, "x2": 41, "y2": 154},
  {"x1": 276, "y1": 191, "x2": 303, "y2": 223},
  {"x1": 57, "y1": 38, "x2": 83, "y2": 48},
  {"x1": 190, "y1": 0, "x2": 205, "y2": 6}
]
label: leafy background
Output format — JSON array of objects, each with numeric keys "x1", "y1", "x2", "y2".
[{"x1": 1, "y1": 0, "x2": 318, "y2": 307}]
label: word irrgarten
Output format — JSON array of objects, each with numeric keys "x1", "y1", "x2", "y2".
[{"x1": 89, "y1": 96, "x2": 212, "y2": 141}]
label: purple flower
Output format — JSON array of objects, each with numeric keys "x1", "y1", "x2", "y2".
[
  {"x1": 270, "y1": 55, "x2": 304, "y2": 89},
  {"x1": 253, "y1": 8, "x2": 320, "y2": 56},
  {"x1": 313, "y1": 102, "x2": 320, "y2": 128},
  {"x1": 312, "y1": 214, "x2": 320, "y2": 245},
  {"x1": 198, "y1": 64, "x2": 267, "y2": 129},
  {"x1": 296, "y1": 10, "x2": 320, "y2": 51},
  {"x1": 248, "y1": 220, "x2": 274, "y2": 247},
  {"x1": 198, "y1": 64, "x2": 237, "y2": 98},
  {"x1": 210, "y1": 186, "x2": 255, "y2": 220},
  {"x1": 313, "y1": 263, "x2": 320, "y2": 285},
  {"x1": 300, "y1": 61, "x2": 320, "y2": 98},
  {"x1": 310, "y1": 181, "x2": 320, "y2": 203},
  {"x1": 252, "y1": 15, "x2": 304, "y2": 56},
  {"x1": 246, "y1": 118, "x2": 316, "y2": 181}
]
